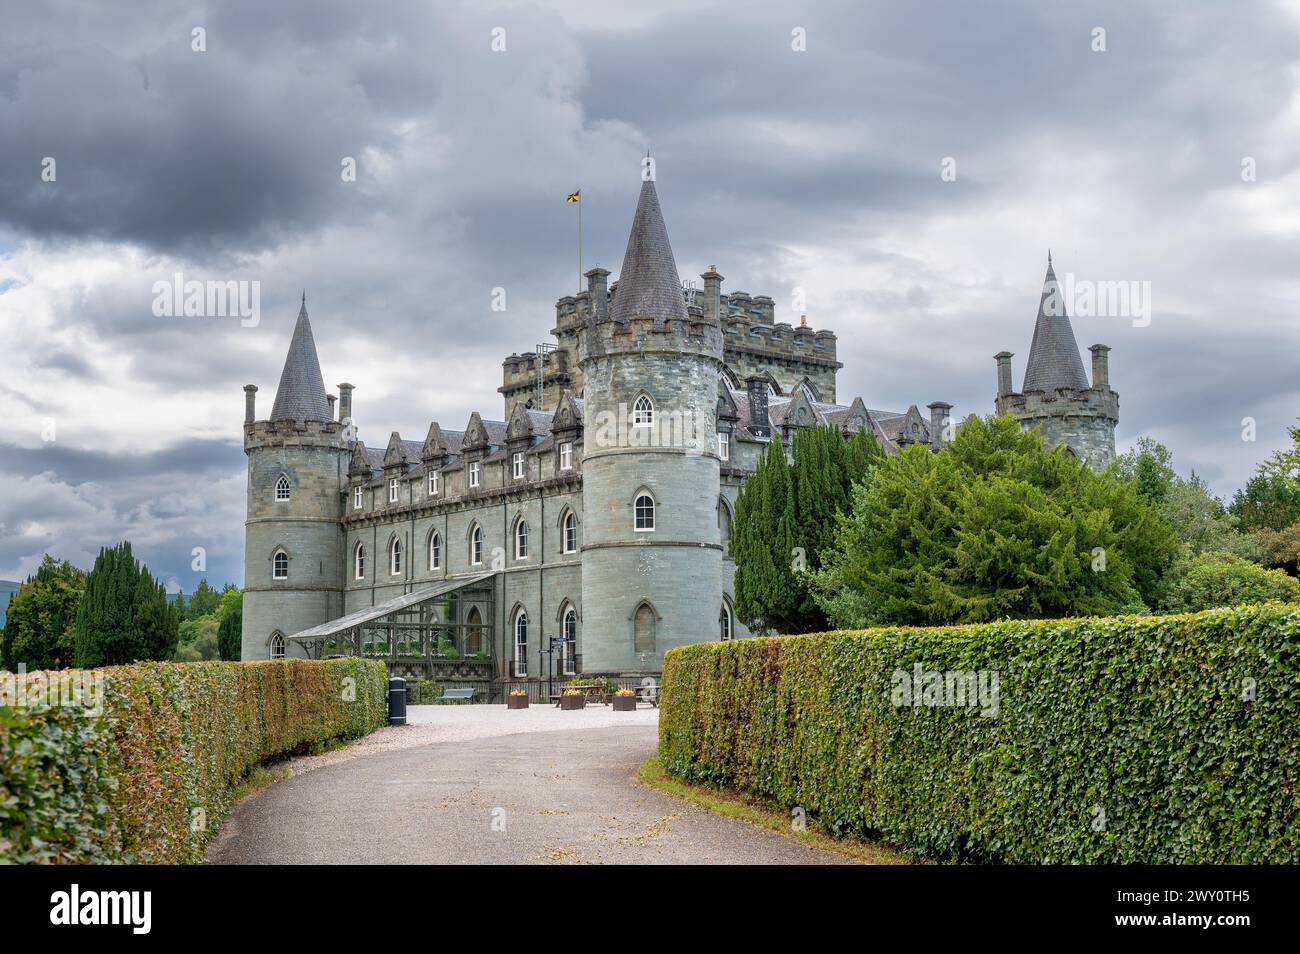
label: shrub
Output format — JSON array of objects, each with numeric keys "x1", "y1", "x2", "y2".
[
  {"x1": 659, "y1": 604, "x2": 1300, "y2": 863},
  {"x1": 1159, "y1": 552, "x2": 1300, "y2": 613},
  {"x1": 0, "y1": 657, "x2": 387, "y2": 864},
  {"x1": 406, "y1": 680, "x2": 444, "y2": 705}
]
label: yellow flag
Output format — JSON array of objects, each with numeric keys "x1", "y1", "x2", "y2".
[{"x1": 566, "y1": 190, "x2": 581, "y2": 203}]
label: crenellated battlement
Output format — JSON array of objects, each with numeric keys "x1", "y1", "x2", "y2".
[
  {"x1": 578, "y1": 312, "x2": 725, "y2": 365},
  {"x1": 244, "y1": 418, "x2": 352, "y2": 453}
]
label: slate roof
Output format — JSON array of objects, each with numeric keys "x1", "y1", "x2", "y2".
[
  {"x1": 609, "y1": 178, "x2": 687, "y2": 324},
  {"x1": 269, "y1": 298, "x2": 332, "y2": 423},
  {"x1": 1022, "y1": 258, "x2": 1090, "y2": 392}
]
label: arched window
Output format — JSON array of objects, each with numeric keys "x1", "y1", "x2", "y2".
[
  {"x1": 269, "y1": 633, "x2": 286, "y2": 659},
  {"x1": 274, "y1": 475, "x2": 291, "y2": 501},
  {"x1": 429, "y1": 532, "x2": 442, "y2": 571},
  {"x1": 562, "y1": 510, "x2": 578, "y2": 554},
  {"x1": 272, "y1": 549, "x2": 288, "y2": 580},
  {"x1": 515, "y1": 519, "x2": 530, "y2": 560},
  {"x1": 513, "y1": 610, "x2": 529, "y2": 677},
  {"x1": 633, "y1": 603, "x2": 656, "y2": 654},
  {"x1": 562, "y1": 607, "x2": 577, "y2": 675},
  {"x1": 389, "y1": 537, "x2": 403, "y2": 576},
  {"x1": 632, "y1": 394, "x2": 654, "y2": 427},
  {"x1": 470, "y1": 525, "x2": 484, "y2": 566},
  {"x1": 634, "y1": 494, "x2": 655, "y2": 531},
  {"x1": 719, "y1": 603, "x2": 733, "y2": 641},
  {"x1": 354, "y1": 542, "x2": 366, "y2": 580},
  {"x1": 465, "y1": 605, "x2": 484, "y2": 656},
  {"x1": 718, "y1": 498, "x2": 733, "y2": 550}
]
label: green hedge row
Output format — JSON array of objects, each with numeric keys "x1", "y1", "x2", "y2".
[
  {"x1": 659, "y1": 604, "x2": 1300, "y2": 863},
  {"x1": 0, "y1": 658, "x2": 388, "y2": 863}
]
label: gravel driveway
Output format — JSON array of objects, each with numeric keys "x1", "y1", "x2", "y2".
[{"x1": 205, "y1": 704, "x2": 851, "y2": 864}]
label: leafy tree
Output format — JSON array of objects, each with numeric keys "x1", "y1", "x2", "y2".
[
  {"x1": 217, "y1": 592, "x2": 243, "y2": 662},
  {"x1": 732, "y1": 426, "x2": 883, "y2": 634},
  {"x1": 1230, "y1": 420, "x2": 1300, "y2": 533},
  {"x1": 74, "y1": 542, "x2": 179, "y2": 667},
  {"x1": 1252, "y1": 522, "x2": 1300, "y2": 575},
  {"x1": 180, "y1": 579, "x2": 221, "y2": 622},
  {"x1": 815, "y1": 416, "x2": 1178, "y2": 627},
  {"x1": 1158, "y1": 551, "x2": 1300, "y2": 613},
  {"x1": 1112, "y1": 437, "x2": 1177, "y2": 505},
  {"x1": 0, "y1": 556, "x2": 86, "y2": 670},
  {"x1": 176, "y1": 618, "x2": 221, "y2": 662}
]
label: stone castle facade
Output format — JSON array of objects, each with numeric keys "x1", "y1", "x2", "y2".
[{"x1": 241, "y1": 176, "x2": 1116, "y2": 687}]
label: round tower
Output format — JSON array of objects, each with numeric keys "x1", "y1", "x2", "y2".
[
  {"x1": 578, "y1": 174, "x2": 725, "y2": 674},
  {"x1": 242, "y1": 297, "x2": 351, "y2": 659}
]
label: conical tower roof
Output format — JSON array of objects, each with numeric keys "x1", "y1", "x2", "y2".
[
  {"x1": 269, "y1": 295, "x2": 332, "y2": 423},
  {"x1": 1023, "y1": 255, "x2": 1089, "y2": 392},
  {"x1": 609, "y1": 177, "x2": 687, "y2": 323}
]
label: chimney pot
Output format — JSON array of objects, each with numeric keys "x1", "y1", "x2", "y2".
[
  {"x1": 1089, "y1": 344, "x2": 1111, "y2": 390},
  {"x1": 243, "y1": 384, "x2": 258, "y2": 424},
  {"x1": 337, "y1": 382, "x2": 355, "y2": 422}
]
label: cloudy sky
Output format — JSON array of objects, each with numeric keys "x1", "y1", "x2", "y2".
[{"x1": 1, "y1": 0, "x2": 1298, "y2": 591}]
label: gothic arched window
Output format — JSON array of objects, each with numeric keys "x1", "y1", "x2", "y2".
[
  {"x1": 274, "y1": 475, "x2": 291, "y2": 501},
  {"x1": 270, "y1": 632, "x2": 286, "y2": 659},
  {"x1": 632, "y1": 394, "x2": 654, "y2": 428},
  {"x1": 272, "y1": 549, "x2": 288, "y2": 580},
  {"x1": 562, "y1": 510, "x2": 578, "y2": 554},
  {"x1": 634, "y1": 494, "x2": 655, "y2": 531},
  {"x1": 354, "y1": 542, "x2": 365, "y2": 580},
  {"x1": 429, "y1": 532, "x2": 442, "y2": 571},
  {"x1": 633, "y1": 602, "x2": 656, "y2": 654},
  {"x1": 513, "y1": 610, "x2": 529, "y2": 677},
  {"x1": 562, "y1": 607, "x2": 577, "y2": 675},
  {"x1": 515, "y1": 519, "x2": 530, "y2": 560},
  {"x1": 389, "y1": 537, "x2": 403, "y2": 576},
  {"x1": 470, "y1": 525, "x2": 484, "y2": 566}
]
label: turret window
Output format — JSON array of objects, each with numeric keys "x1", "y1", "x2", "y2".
[
  {"x1": 512, "y1": 452, "x2": 526, "y2": 480},
  {"x1": 634, "y1": 494, "x2": 656, "y2": 531},
  {"x1": 272, "y1": 549, "x2": 288, "y2": 580},
  {"x1": 633, "y1": 395, "x2": 654, "y2": 427},
  {"x1": 275, "y1": 475, "x2": 291, "y2": 501},
  {"x1": 388, "y1": 478, "x2": 399, "y2": 503},
  {"x1": 389, "y1": 538, "x2": 403, "y2": 576},
  {"x1": 469, "y1": 461, "x2": 481, "y2": 488}
]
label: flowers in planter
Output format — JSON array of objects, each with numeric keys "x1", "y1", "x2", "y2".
[
  {"x1": 615, "y1": 688, "x2": 635, "y2": 697},
  {"x1": 510, "y1": 689, "x2": 528, "y2": 697}
]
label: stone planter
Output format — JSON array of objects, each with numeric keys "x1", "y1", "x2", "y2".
[
  {"x1": 507, "y1": 694, "x2": 529, "y2": 710},
  {"x1": 612, "y1": 694, "x2": 637, "y2": 712},
  {"x1": 560, "y1": 694, "x2": 586, "y2": 711}
]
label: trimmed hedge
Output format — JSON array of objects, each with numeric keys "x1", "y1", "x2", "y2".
[
  {"x1": 0, "y1": 658, "x2": 387, "y2": 864},
  {"x1": 659, "y1": 604, "x2": 1300, "y2": 863}
]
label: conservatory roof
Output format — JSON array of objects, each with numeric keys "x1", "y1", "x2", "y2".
[{"x1": 288, "y1": 572, "x2": 496, "y2": 642}]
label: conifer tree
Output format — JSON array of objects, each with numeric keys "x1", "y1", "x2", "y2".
[
  {"x1": 217, "y1": 594, "x2": 243, "y2": 661},
  {"x1": 74, "y1": 542, "x2": 178, "y2": 667}
]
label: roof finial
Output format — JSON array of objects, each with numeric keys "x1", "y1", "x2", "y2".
[
  {"x1": 1047, "y1": 248, "x2": 1052, "y2": 267},
  {"x1": 302, "y1": 289, "x2": 307, "y2": 306}
]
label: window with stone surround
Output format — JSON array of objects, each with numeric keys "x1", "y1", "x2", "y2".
[
  {"x1": 562, "y1": 510, "x2": 577, "y2": 554},
  {"x1": 470, "y1": 525, "x2": 484, "y2": 566},
  {"x1": 272, "y1": 549, "x2": 288, "y2": 580},
  {"x1": 354, "y1": 542, "x2": 365, "y2": 580},
  {"x1": 353, "y1": 486, "x2": 363, "y2": 510},
  {"x1": 389, "y1": 537, "x2": 402, "y2": 576},
  {"x1": 512, "y1": 452, "x2": 526, "y2": 480},
  {"x1": 469, "y1": 461, "x2": 481, "y2": 488},
  {"x1": 559, "y1": 442, "x2": 573, "y2": 470},
  {"x1": 388, "y1": 477, "x2": 399, "y2": 503},
  {"x1": 633, "y1": 394, "x2": 653, "y2": 427},
  {"x1": 429, "y1": 532, "x2": 442, "y2": 571},
  {"x1": 515, "y1": 519, "x2": 530, "y2": 560},
  {"x1": 275, "y1": 475, "x2": 291, "y2": 501},
  {"x1": 428, "y1": 470, "x2": 439, "y2": 496},
  {"x1": 634, "y1": 493, "x2": 655, "y2": 531}
]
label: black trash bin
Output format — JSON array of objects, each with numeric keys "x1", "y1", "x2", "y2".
[{"x1": 388, "y1": 676, "x2": 407, "y2": 725}]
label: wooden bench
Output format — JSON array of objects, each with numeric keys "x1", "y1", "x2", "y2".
[{"x1": 441, "y1": 687, "x2": 475, "y2": 703}]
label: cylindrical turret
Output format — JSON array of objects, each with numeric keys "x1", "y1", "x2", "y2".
[{"x1": 579, "y1": 176, "x2": 724, "y2": 674}]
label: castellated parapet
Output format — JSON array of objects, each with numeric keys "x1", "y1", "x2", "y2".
[{"x1": 995, "y1": 380, "x2": 1119, "y2": 467}]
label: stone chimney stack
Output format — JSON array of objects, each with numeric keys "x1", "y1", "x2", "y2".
[
  {"x1": 243, "y1": 385, "x2": 257, "y2": 424},
  {"x1": 585, "y1": 267, "x2": 610, "y2": 321},
  {"x1": 927, "y1": 401, "x2": 953, "y2": 451},
  {"x1": 995, "y1": 352, "x2": 1014, "y2": 398},
  {"x1": 338, "y1": 382, "x2": 354, "y2": 422},
  {"x1": 702, "y1": 266, "x2": 723, "y2": 323},
  {"x1": 746, "y1": 375, "x2": 770, "y2": 438},
  {"x1": 327, "y1": 394, "x2": 337, "y2": 420},
  {"x1": 1089, "y1": 344, "x2": 1111, "y2": 391}
]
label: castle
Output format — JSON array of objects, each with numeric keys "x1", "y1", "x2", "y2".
[{"x1": 240, "y1": 174, "x2": 1115, "y2": 692}]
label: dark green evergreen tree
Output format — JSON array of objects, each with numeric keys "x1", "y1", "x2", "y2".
[
  {"x1": 0, "y1": 556, "x2": 86, "y2": 670},
  {"x1": 74, "y1": 542, "x2": 178, "y2": 667},
  {"x1": 217, "y1": 594, "x2": 243, "y2": 661}
]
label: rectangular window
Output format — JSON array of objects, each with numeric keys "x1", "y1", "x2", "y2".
[
  {"x1": 388, "y1": 478, "x2": 399, "y2": 503},
  {"x1": 718, "y1": 432, "x2": 730, "y2": 461},
  {"x1": 353, "y1": 486, "x2": 362, "y2": 510},
  {"x1": 512, "y1": 452, "x2": 526, "y2": 480},
  {"x1": 469, "y1": 461, "x2": 481, "y2": 488},
  {"x1": 428, "y1": 470, "x2": 439, "y2": 496},
  {"x1": 559, "y1": 442, "x2": 572, "y2": 471}
]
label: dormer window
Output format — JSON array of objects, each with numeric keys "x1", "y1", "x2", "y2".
[
  {"x1": 388, "y1": 478, "x2": 399, "y2": 503},
  {"x1": 275, "y1": 475, "x2": 291, "y2": 501},
  {"x1": 559, "y1": 442, "x2": 573, "y2": 471},
  {"x1": 512, "y1": 452, "x2": 526, "y2": 480},
  {"x1": 353, "y1": 486, "x2": 363, "y2": 510},
  {"x1": 428, "y1": 470, "x2": 439, "y2": 496},
  {"x1": 633, "y1": 395, "x2": 653, "y2": 428},
  {"x1": 469, "y1": 461, "x2": 481, "y2": 488}
]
